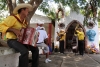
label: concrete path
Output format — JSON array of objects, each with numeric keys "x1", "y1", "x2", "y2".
[{"x1": 37, "y1": 52, "x2": 100, "y2": 67}]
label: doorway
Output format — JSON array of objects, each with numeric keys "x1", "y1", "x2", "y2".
[{"x1": 65, "y1": 20, "x2": 86, "y2": 52}]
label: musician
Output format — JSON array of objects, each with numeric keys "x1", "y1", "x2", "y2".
[
  {"x1": 75, "y1": 28, "x2": 85, "y2": 56},
  {"x1": 57, "y1": 29, "x2": 66, "y2": 54},
  {"x1": 35, "y1": 26, "x2": 51, "y2": 63},
  {"x1": 0, "y1": 3, "x2": 39, "y2": 67}
]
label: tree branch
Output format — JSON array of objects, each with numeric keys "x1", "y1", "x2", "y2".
[
  {"x1": 27, "y1": 0, "x2": 43, "y2": 23},
  {"x1": 7, "y1": 0, "x2": 13, "y2": 15},
  {"x1": 12, "y1": 0, "x2": 16, "y2": 9},
  {"x1": 29, "y1": 0, "x2": 35, "y2": 5}
]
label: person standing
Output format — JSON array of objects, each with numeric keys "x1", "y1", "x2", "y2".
[
  {"x1": 75, "y1": 28, "x2": 85, "y2": 56},
  {"x1": 35, "y1": 26, "x2": 51, "y2": 63},
  {"x1": 57, "y1": 29, "x2": 66, "y2": 54},
  {"x1": 0, "y1": 3, "x2": 39, "y2": 67}
]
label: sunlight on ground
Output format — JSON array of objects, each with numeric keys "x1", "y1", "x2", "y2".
[{"x1": 74, "y1": 57, "x2": 83, "y2": 61}]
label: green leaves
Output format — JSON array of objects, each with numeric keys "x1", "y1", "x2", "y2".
[
  {"x1": 38, "y1": 2, "x2": 57, "y2": 20},
  {"x1": 47, "y1": 10, "x2": 56, "y2": 20},
  {"x1": 38, "y1": 2, "x2": 49, "y2": 14},
  {"x1": 0, "y1": 0, "x2": 7, "y2": 10}
]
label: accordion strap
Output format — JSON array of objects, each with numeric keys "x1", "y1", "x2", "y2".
[{"x1": 12, "y1": 15, "x2": 27, "y2": 26}]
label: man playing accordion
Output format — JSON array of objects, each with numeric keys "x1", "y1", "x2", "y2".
[{"x1": 0, "y1": 3, "x2": 39, "y2": 67}]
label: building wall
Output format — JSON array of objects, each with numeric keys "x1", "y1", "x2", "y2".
[
  {"x1": 98, "y1": 28, "x2": 100, "y2": 44},
  {"x1": 30, "y1": 14, "x2": 55, "y2": 44},
  {"x1": 30, "y1": 13, "x2": 99, "y2": 51},
  {"x1": 54, "y1": 11, "x2": 99, "y2": 50}
]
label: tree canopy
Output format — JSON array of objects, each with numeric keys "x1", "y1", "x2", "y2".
[
  {"x1": 0, "y1": 0, "x2": 43, "y2": 22},
  {"x1": 39, "y1": 0, "x2": 100, "y2": 27},
  {"x1": 0, "y1": 0, "x2": 100, "y2": 27}
]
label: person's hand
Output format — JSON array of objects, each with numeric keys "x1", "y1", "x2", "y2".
[
  {"x1": 13, "y1": 29, "x2": 22, "y2": 38},
  {"x1": 34, "y1": 44, "x2": 37, "y2": 47},
  {"x1": 7, "y1": 28, "x2": 22, "y2": 39}
]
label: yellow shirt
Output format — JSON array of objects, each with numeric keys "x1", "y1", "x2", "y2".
[
  {"x1": 76, "y1": 30, "x2": 85, "y2": 40},
  {"x1": 0, "y1": 14, "x2": 27, "y2": 39},
  {"x1": 58, "y1": 31, "x2": 66, "y2": 41}
]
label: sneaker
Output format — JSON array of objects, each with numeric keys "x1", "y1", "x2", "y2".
[
  {"x1": 45, "y1": 59, "x2": 49, "y2": 63},
  {"x1": 47, "y1": 58, "x2": 52, "y2": 62}
]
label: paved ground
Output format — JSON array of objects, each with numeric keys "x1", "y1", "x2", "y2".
[
  {"x1": 35, "y1": 52, "x2": 100, "y2": 67},
  {"x1": 28, "y1": 52, "x2": 100, "y2": 67}
]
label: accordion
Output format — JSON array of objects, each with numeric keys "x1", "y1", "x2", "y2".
[{"x1": 18, "y1": 27, "x2": 39, "y2": 46}]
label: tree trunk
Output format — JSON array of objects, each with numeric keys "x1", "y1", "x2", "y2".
[
  {"x1": 12, "y1": 0, "x2": 16, "y2": 9},
  {"x1": 27, "y1": 0, "x2": 43, "y2": 23},
  {"x1": 18, "y1": 0, "x2": 43, "y2": 23},
  {"x1": 51, "y1": 19, "x2": 55, "y2": 27},
  {"x1": 7, "y1": 0, "x2": 14, "y2": 15}
]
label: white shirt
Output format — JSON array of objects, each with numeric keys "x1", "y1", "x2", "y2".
[
  {"x1": 36, "y1": 26, "x2": 41, "y2": 30},
  {"x1": 37, "y1": 30, "x2": 48, "y2": 43}
]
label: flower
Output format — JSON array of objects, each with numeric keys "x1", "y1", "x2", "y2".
[{"x1": 86, "y1": 45, "x2": 99, "y2": 54}]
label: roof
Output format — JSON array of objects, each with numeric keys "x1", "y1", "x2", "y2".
[{"x1": 30, "y1": 14, "x2": 51, "y2": 24}]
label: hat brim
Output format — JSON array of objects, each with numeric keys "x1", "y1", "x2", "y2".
[{"x1": 13, "y1": 3, "x2": 33, "y2": 15}]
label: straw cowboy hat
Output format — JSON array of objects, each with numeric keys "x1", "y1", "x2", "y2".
[{"x1": 13, "y1": 3, "x2": 33, "y2": 15}]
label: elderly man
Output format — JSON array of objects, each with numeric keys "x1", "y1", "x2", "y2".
[
  {"x1": 0, "y1": 3, "x2": 39, "y2": 67},
  {"x1": 36, "y1": 21, "x2": 44, "y2": 30},
  {"x1": 35, "y1": 23, "x2": 51, "y2": 63}
]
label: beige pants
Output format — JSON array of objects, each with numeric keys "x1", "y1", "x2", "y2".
[{"x1": 37, "y1": 43, "x2": 49, "y2": 53}]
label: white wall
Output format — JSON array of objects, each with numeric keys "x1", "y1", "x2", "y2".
[
  {"x1": 30, "y1": 13, "x2": 99, "y2": 50},
  {"x1": 85, "y1": 21, "x2": 99, "y2": 50},
  {"x1": 30, "y1": 14, "x2": 51, "y2": 24},
  {"x1": 54, "y1": 12, "x2": 84, "y2": 47},
  {"x1": 30, "y1": 14, "x2": 55, "y2": 43},
  {"x1": 54, "y1": 11, "x2": 99, "y2": 50}
]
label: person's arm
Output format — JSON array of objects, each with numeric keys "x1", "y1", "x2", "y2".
[
  {"x1": 76, "y1": 30, "x2": 83, "y2": 35},
  {"x1": 0, "y1": 16, "x2": 16, "y2": 33},
  {"x1": 0, "y1": 16, "x2": 21, "y2": 38},
  {"x1": 44, "y1": 31, "x2": 48, "y2": 45},
  {"x1": 56, "y1": 32, "x2": 60, "y2": 36},
  {"x1": 7, "y1": 28, "x2": 21, "y2": 38},
  {"x1": 44, "y1": 38, "x2": 48, "y2": 45}
]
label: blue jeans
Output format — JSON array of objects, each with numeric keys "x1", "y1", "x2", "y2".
[{"x1": 7, "y1": 39, "x2": 39, "y2": 67}]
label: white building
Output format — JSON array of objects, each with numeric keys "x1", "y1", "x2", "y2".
[{"x1": 30, "y1": 12, "x2": 99, "y2": 53}]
